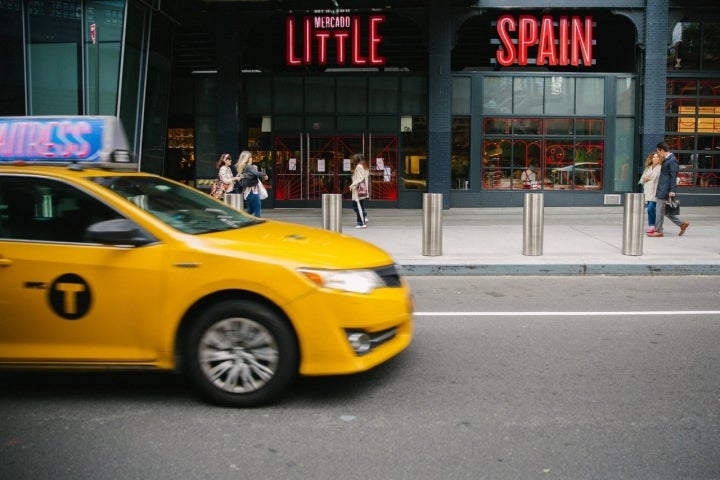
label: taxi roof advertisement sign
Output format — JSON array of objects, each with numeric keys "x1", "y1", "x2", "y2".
[{"x1": 0, "y1": 116, "x2": 130, "y2": 164}]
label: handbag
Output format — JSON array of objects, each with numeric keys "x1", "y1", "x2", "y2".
[
  {"x1": 358, "y1": 180, "x2": 368, "y2": 196},
  {"x1": 665, "y1": 198, "x2": 680, "y2": 215},
  {"x1": 257, "y1": 182, "x2": 268, "y2": 200},
  {"x1": 210, "y1": 179, "x2": 226, "y2": 199}
]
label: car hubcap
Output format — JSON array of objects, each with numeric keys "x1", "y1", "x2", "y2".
[{"x1": 199, "y1": 317, "x2": 279, "y2": 394}]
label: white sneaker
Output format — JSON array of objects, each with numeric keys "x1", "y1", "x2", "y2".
[{"x1": 355, "y1": 224, "x2": 367, "y2": 229}]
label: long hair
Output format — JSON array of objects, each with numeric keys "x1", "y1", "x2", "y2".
[
  {"x1": 216, "y1": 153, "x2": 231, "y2": 169},
  {"x1": 235, "y1": 150, "x2": 252, "y2": 172},
  {"x1": 644, "y1": 153, "x2": 655, "y2": 167}
]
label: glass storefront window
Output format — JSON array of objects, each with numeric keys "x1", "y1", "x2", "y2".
[
  {"x1": 26, "y1": 0, "x2": 82, "y2": 114},
  {"x1": 513, "y1": 77, "x2": 543, "y2": 114},
  {"x1": 452, "y1": 77, "x2": 471, "y2": 115},
  {"x1": 576, "y1": 78, "x2": 605, "y2": 115},
  {"x1": 451, "y1": 117, "x2": 470, "y2": 189},
  {"x1": 664, "y1": 79, "x2": 720, "y2": 188},
  {"x1": 401, "y1": 115, "x2": 428, "y2": 191},
  {"x1": 513, "y1": 118, "x2": 542, "y2": 135},
  {"x1": 668, "y1": 22, "x2": 701, "y2": 71},
  {"x1": 483, "y1": 77, "x2": 511, "y2": 114},
  {"x1": 614, "y1": 118, "x2": 634, "y2": 191},
  {"x1": 85, "y1": 1, "x2": 124, "y2": 115},
  {"x1": 705, "y1": 23, "x2": 720, "y2": 71},
  {"x1": 141, "y1": 11, "x2": 173, "y2": 175},
  {"x1": 576, "y1": 119, "x2": 604, "y2": 136},
  {"x1": 546, "y1": 118, "x2": 573, "y2": 135},
  {"x1": 119, "y1": 0, "x2": 149, "y2": 152},
  {"x1": 484, "y1": 118, "x2": 510, "y2": 134},
  {"x1": 668, "y1": 21, "x2": 720, "y2": 71},
  {"x1": 545, "y1": 77, "x2": 574, "y2": 115},
  {"x1": 482, "y1": 75, "x2": 607, "y2": 191},
  {"x1": 617, "y1": 78, "x2": 635, "y2": 115}
]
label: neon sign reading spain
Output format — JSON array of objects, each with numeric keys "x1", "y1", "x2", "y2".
[
  {"x1": 495, "y1": 14, "x2": 595, "y2": 67},
  {"x1": 286, "y1": 14, "x2": 386, "y2": 66},
  {"x1": 0, "y1": 117, "x2": 104, "y2": 162}
]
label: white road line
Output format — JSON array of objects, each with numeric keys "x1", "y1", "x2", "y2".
[{"x1": 414, "y1": 311, "x2": 720, "y2": 316}]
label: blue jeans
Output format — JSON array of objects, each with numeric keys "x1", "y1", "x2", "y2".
[
  {"x1": 245, "y1": 191, "x2": 262, "y2": 217},
  {"x1": 352, "y1": 199, "x2": 367, "y2": 225},
  {"x1": 646, "y1": 201, "x2": 656, "y2": 227}
]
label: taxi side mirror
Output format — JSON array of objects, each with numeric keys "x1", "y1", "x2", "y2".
[{"x1": 85, "y1": 219, "x2": 157, "y2": 247}]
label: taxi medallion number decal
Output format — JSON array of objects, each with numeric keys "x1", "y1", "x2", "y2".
[{"x1": 48, "y1": 273, "x2": 92, "y2": 320}]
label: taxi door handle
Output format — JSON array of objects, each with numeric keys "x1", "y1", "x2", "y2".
[{"x1": 0, "y1": 258, "x2": 13, "y2": 267}]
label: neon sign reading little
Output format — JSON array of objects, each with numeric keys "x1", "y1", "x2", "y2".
[
  {"x1": 286, "y1": 15, "x2": 386, "y2": 66},
  {"x1": 495, "y1": 14, "x2": 595, "y2": 67}
]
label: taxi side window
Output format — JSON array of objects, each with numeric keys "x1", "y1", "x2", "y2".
[{"x1": 0, "y1": 176, "x2": 123, "y2": 243}]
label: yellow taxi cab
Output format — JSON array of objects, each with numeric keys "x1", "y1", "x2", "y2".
[{"x1": 0, "y1": 116, "x2": 413, "y2": 407}]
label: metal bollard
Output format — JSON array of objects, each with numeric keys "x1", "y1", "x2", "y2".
[
  {"x1": 422, "y1": 193, "x2": 443, "y2": 256},
  {"x1": 523, "y1": 192, "x2": 544, "y2": 256},
  {"x1": 322, "y1": 193, "x2": 342, "y2": 232},
  {"x1": 224, "y1": 193, "x2": 243, "y2": 211},
  {"x1": 622, "y1": 192, "x2": 644, "y2": 256}
]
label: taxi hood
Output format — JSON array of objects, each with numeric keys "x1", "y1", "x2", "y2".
[{"x1": 201, "y1": 219, "x2": 396, "y2": 270}]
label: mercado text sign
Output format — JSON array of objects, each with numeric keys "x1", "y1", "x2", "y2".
[
  {"x1": 494, "y1": 14, "x2": 595, "y2": 67},
  {"x1": 286, "y1": 14, "x2": 386, "y2": 67}
]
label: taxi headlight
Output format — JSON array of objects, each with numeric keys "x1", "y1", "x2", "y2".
[{"x1": 298, "y1": 268, "x2": 386, "y2": 294}]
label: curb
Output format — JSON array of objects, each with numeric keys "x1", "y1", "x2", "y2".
[{"x1": 397, "y1": 263, "x2": 720, "y2": 276}]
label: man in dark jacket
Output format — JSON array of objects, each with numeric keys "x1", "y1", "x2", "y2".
[{"x1": 648, "y1": 142, "x2": 689, "y2": 237}]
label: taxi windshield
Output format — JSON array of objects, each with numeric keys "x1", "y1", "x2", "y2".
[{"x1": 90, "y1": 176, "x2": 262, "y2": 234}]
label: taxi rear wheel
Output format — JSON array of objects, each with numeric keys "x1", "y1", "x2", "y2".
[{"x1": 182, "y1": 300, "x2": 298, "y2": 408}]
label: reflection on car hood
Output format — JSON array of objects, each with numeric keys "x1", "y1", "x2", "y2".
[{"x1": 200, "y1": 219, "x2": 394, "y2": 269}]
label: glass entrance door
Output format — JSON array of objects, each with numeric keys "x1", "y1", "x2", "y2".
[{"x1": 274, "y1": 134, "x2": 397, "y2": 204}]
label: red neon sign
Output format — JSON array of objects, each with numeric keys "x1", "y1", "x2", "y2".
[
  {"x1": 286, "y1": 15, "x2": 386, "y2": 67},
  {"x1": 496, "y1": 14, "x2": 594, "y2": 67}
]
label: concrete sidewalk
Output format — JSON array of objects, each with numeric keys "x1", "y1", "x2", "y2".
[{"x1": 261, "y1": 206, "x2": 720, "y2": 275}]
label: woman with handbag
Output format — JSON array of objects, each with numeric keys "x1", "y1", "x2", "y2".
[
  {"x1": 349, "y1": 153, "x2": 369, "y2": 229},
  {"x1": 235, "y1": 150, "x2": 269, "y2": 217},
  {"x1": 210, "y1": 153, "x2": 234, "y2": 199}
]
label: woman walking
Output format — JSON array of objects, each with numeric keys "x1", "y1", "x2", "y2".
[
  {"x1": 349, "y1": 153, "x2": 369, "y2": 228},
  {"x1": 638, "y1": 151, "x2": 662, "y2": 234},
  {"x1": 235, "y1": 150, "x2": 268, "y2": 217},
  {"x1": 210, "y1": 153, "x2": 234, "y2": 199}
]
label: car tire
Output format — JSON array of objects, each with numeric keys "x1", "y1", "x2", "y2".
[{"x1": 182, "y1": 300, "x2": 298, "y2": 407}]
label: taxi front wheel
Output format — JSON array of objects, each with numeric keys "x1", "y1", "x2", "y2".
[{"x1": 182, "y1": 300, "x2": 299, "y2": 408}]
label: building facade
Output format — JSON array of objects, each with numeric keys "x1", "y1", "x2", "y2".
[{"x1": 1, "y1": 0, "x2": 719, "y2": 208}]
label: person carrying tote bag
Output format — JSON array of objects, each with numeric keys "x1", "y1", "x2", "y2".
[{"x1": 235, "y1": 150, "x2": 269, "y2": 217}]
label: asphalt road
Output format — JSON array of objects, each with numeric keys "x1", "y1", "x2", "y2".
[{"x1": 1, "y1": 276, "x2": 719, "y2": 480}]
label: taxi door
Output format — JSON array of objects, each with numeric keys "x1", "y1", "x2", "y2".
[{"x1": 0, "y1": 176, "x2": 164, "y2": 364}]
